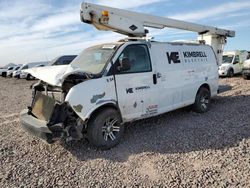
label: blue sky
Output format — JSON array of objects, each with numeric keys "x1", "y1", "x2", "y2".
[{"x1": 0, "y1": 0, "x2": 250, "y2": 66}]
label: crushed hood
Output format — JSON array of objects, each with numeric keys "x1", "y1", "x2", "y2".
[{"x1": 24, "y1": 65, "x2": 81, "y2": 86}]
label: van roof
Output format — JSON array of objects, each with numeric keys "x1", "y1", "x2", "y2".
[{"x1": 118, "y1": 38, "x2": 208, "y2": 46}]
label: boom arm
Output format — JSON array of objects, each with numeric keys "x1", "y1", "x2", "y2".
[{"x1": 80, "y1": 2, "x2": 235, "y2": 65}]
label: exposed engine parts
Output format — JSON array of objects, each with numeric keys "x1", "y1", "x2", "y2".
[{"x1": 28, "y1": 74, "x2": 90, "y2": 143}]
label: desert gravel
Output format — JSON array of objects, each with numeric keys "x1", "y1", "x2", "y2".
[{"x1": 0, "y1": 76, "x2": 249, "y2": 187}]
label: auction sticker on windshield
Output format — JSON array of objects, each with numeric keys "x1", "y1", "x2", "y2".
[{"x1": 102, "y1": 44, "x2": 116, "y2": 49}]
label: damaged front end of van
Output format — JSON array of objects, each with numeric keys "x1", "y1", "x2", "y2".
[
  {"x1": 20, "y1": 66, "x2": 90, "y2": 143},
  {"x1": 20, "y1": 44, "x2": 120, "y2": 144}
]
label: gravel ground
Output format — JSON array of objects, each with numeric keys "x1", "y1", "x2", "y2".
[{"x1": 0, "y1": 76, "x2": 249, "y2": 187}]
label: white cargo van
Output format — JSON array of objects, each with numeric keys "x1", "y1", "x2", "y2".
[
  {"x1": 218, "y1": 50, "x2": 248, "y2": 77},
  {"x1": 20, "y1": 39, "x2": 218, "y2": 149}
]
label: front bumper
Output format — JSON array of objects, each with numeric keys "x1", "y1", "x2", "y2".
[
  {"x1": 1, "y1": 71, "x2": 7, "y2": 77},
  {"x1": 20, "y1": 109, "x2": 54, "y2": 143},
  {"x1": 218, "y1": 69, "x2": 227, "y2": 76},
  {"x1": 20, "y1": 88, "x2": 83, "y2": 143},
  {"x1": 13, "y1": 74, "x2": 19, "y2": 78}
]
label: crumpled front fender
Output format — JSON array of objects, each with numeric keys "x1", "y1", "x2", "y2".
[{"x1": 65, "y1": 76, "x2": 117, "y2": 121}]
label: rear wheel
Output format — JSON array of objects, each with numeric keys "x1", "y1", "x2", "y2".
[
  {"x1": 87, "y1": 108, "x2": 124, "y2": 150},
  {"x1": 192, "y1": 87, "x2": 211, "y2": 113},
  {"x1": 227, "y1": 69, "x2": 234, "y2": 77}
]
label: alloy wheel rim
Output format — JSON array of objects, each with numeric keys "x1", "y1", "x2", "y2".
[
  {"x1": 200, "y1": 94, "x2": 209, "y2": 110},
  {"x1": 102, "y1": 118, "x2": 120, "y2": 141}
]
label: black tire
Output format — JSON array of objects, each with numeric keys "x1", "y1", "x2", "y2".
[
  {"x1": 26, "y1": 74, "x2": 34, "y2": 80},
  {"x1": 26, "y1": 74, "x2": 31, "y2": 80},
  {"x1": 243, "y1": 75, "x2": 250, "y2": 80},
  {"x1": 87, "y1": 108, "x2": 124, "y2": 150},
  {"x1": 227, "y1": 69, "x2": 234, "y2": 77},
  {"x1": 192, "y1": 87, "x2": 211, "y2": 113}
]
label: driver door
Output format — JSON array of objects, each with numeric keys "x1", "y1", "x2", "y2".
[{"x1": 112, "y1": 44, "x2": 158, "y2": 121}]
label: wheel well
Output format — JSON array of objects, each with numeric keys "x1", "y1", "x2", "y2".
[
  {"x1": 197, "y1": 83, "x2": 211, "y2": 95},
  {"x1": 87, "y1": 103, "x2": 121, "y2": 124}
]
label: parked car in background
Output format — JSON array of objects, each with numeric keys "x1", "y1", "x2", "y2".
[
  {"x1": 7, "y1": 66, "x2": 21, "y2": 77},
  {"x1": 1, "y1": 66, "x2": 15, "y2": 77},
  {"x1": 13, "y1": 64, "x2": 29, "y2": 78},
  {"x1": 49, "y1": 55, "x2": 77, "y2": 66},
  {"x1": 0, "y1": 68, "x2": 6, "y2": 76},
  {"x1": 12, "y1": 68, "x2": 22, "y2": 78},
  {"x1": 19, "y1": 62, "x2": 48, "y2": 80},
  {"x1": 218, "y1": 50, "x2": 248, "y2": 77}
]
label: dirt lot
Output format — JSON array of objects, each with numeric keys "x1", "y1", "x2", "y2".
[{"x1": 0, "y1": 76, "x2": 249, "y2": 187}]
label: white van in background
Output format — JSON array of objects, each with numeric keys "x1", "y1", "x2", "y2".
[{"x1": 218, "y1": 50, "x2": 248, "y2": 77}]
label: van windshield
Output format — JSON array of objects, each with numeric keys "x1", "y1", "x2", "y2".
[
  {"x1": 71, "y1": 44, "x2": 118, "y2": 74},
  {"x1": 223, "y1": 55, "x2": 234, "y2": 64}
]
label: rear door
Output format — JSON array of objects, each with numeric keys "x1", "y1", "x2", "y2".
[{"x1": 112, "y1": 43, "x2": 159, "y2": 121}]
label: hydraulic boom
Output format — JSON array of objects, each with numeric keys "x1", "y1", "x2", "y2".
[{"x1": 80, "y1": 2, "x2": 235, "y2": 65}]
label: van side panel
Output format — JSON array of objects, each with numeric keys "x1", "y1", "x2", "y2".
[
  {"x1": 179, "y1": 45, "x2": 218, "y2": 100},
  {"x1": 150, "y1": 43, "x2": 218, "y2": 114}
]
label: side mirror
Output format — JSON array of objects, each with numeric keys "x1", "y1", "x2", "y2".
[{"x1": 117, "y1": 57, "x2": 130, "y2": 72}]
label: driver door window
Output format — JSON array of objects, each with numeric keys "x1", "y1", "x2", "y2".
[
  {"x1": 115, "y1": 44, "x2": 152, "y2": 74},
  {"x1": 234, "y1": 55, "x2": 239, "y2": 64},
  {"x1": 113, "y1": 44, "x2": 157, "y2": 120}
]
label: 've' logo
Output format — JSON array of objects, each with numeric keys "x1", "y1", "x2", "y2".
[
  {"x1": 126, "y1": 88, "x2": 133, "y2": 94},
  {"x1": 166, "y1": 52, "x2": 181, "y2": 64}
]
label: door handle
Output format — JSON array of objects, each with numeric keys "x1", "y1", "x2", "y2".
[{"x1": 153, "y1": 74, "x2": 157, "y2": 84}]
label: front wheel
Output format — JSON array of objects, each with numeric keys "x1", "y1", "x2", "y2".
[
  {"x1": 192, "y1": 87, "x2": 211, "y2": 113},
  {"x1": 26, "y1": 74, "x2": 35, "y2": 80},
  {"x1": 227, "y1": 69, "x2": 234, "y2": 77},
  {"x1": 87, "y1": 108, "x2": 124, "y2": 150}
]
